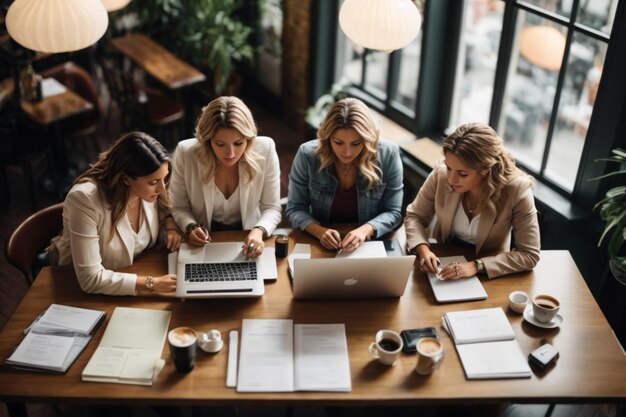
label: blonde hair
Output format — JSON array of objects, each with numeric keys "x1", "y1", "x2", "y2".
[
  {"x1": 195, "y1": 96, "x2": 261, "y2": 183},
  {"x1": 315, "y1": 98, "x2": 381, "y2": 190},
  {"x1": 75, "y1": 132, "x2": 172, "y2": 240},
  {"x1": 443, "y1": 122, "x2": 531, "y2": 212}
]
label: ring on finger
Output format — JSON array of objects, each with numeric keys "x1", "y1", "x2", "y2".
[{"x1": 419, "y1": 258, "x2": 426, "y2": 267}]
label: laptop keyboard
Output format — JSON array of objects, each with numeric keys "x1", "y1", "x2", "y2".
[{"x1": 185, "y1": 262, "x2": 258, "y2": 282}]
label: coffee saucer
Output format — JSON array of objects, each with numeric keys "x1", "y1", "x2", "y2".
[{"x1": 523, "y1": 306, "x2": 563, "y2": 329}]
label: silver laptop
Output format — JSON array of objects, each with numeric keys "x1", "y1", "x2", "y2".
[
  {"x1": 171, "y1": 243, "x2": 277, "y2": 299},
  {"x1": 292, "y1": 255, "x2": 416, "y2": 300}
]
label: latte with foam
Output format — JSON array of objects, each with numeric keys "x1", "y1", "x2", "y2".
[{"x1": 169, "y1": 327, "x2": 197, "y2": 347}]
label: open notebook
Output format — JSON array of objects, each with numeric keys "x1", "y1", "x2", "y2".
[{"x1": 427, "y1": 256, "x2": 487, "y2": 303}]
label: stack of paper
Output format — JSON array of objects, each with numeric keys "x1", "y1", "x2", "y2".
[
  {"x1": 82, "y1": 307, "x2": 171, "y2": 386},
  {"x1": 6, "y1": 304, "x2": 106, "y2": 373},
  {"x1": 443, "y1": 307, "x2": 531, "y2": 379},
  {"x1": 237, "y1": 319, "x2": 351, "y2": 392}
]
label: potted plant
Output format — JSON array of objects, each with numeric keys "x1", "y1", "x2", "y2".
[
  {"x1": 118, "y1": 0, "x2": 254, "y2": 95},
  {"x1": 592, "y1": 148, "x2": 626, "y2": 285}
]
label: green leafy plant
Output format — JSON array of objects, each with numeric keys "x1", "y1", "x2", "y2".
[
  {"x1": 120, "y1": 0, "x2": 254, "y2": 95},
  {"x1": 305, "y1": 80, "x2": 350, "y2": 129},
  {"x1": 591, "y1": 148, "x2": 626, "y2": 284}
]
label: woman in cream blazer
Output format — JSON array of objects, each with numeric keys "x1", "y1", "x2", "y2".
[
  {"x1": 49, "y1": 132, "x2": 182, "y2": 295},
  {"x1": 404, "y1": 123, "x2": 540, "y2": 279},
  {"x1": 170, "y1": 96, "x2": 281, "y2": 258}
]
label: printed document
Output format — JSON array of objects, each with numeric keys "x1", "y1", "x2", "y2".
[
  {"x1": 237, "y1": 319, "x2": 351, "y2": 392},
  {"x1": 5, "y1": 304, "x2": 105, "y2": 373}
]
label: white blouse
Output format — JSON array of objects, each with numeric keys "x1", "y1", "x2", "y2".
[
  {"x1": 451, "y1": 204, "x2": 480, "y2": 244},
  {"x1": 212, "y1": 186, "x2": 242, "y2": 226}
]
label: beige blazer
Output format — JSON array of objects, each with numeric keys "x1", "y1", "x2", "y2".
[
  {"x1": 49, "y1": 181, "x2": 160, "y2": 295},
  {"x1": 170, "y1": 136, "x2": 281, "y2": 235},
  {"x1": 404, "y1": 164, "x2": 540, "y2": 278}
]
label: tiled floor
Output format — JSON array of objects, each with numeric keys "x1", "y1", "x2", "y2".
[{"x1": 0, "y1": 94, "x2": 622, "y2": 417}]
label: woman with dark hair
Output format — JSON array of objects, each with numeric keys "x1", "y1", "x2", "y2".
[
  {"x1": 170, "y1": 96, "x2": 281, "y2": 259},
  {"x1": 404, "y1": 122, "x2": 540, "y2": 279},
  {"x1": 49, "y1": 132, "x2": 181, "y2": 295},
  {"x1": 286, "y1": 97, "x2": 403, "y2": 252}
]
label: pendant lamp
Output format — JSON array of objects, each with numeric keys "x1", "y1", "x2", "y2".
[
  {"x1": 339, "y1": 0, "x2": 422, "y2": 52},
  {"x1": 102, "y1": 0, "x2": 132, "y2": 12},
  {"x1": 519, "y1": 25, "x2": 566, "y2": 72},
  {"x1": 6, "y1": 0, "x2": 109, "y2": 53}
]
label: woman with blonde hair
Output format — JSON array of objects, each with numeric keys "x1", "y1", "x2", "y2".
[
  {"x1": 49, "y1": 131, "x2": 181, "y2": 295},
  {"x1": 404, "y1": 122, "x2": 540, "y2": 279},
  {"x1": 170, "y1": 96, "x2": 281, "y2": 258},
  {"x1": 286, "y1": 98, "x2": 403, "y2": 252}
]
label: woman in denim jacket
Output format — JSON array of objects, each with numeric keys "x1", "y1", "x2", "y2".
[{"x1": 286, "y1": 98, "x2": 403, "y2": 252}]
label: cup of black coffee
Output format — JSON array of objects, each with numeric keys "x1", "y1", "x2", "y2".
[
  {"x1": 368, "y1": 329, "x2": 403, "y2": 366},
  {"x1": 275, "y1": 234, "x2": 289, "y2": 258},
  {"x1": 532, "y1": 294, "x2": 560, "y2": 323},
  {"x1": 168, "y1": 327, "x2": 197, "y2": 373}
]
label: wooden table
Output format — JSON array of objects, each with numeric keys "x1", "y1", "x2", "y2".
[
  {"x1": 1, "y1": 78, "x2": 93, "y2": 126},
  {"x1": 1, "y1": 230, "x2": 625, "y2": 411},
  {"x1": 111, "y1": 33, "x2": 206, "y2": 90}
]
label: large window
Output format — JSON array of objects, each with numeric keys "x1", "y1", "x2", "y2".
[
  {"x1": 334, "y1": 0, "x2": 425, "y2": 125},
  {"x1": 329, "y1": 0, "x2": 619, "y2": 198},
  {"x1": 451, "y1": 0, "x2": 616, "y2": 193}
]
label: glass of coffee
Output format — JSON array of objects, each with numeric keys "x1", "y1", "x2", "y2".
[
  {"x1": 415, "y1": 337, "x2": 444, "y2": 375},
  {"x1": 168, "y1": 327, "x2": 197, "y2": 373},
  {"x1": 368, "y1": 329, "x2": 403, "y2": 366},
  {"x1": 275, "y1": 234, "x2": 289, "y2": 258}
]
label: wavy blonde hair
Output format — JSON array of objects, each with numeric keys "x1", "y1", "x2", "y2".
[
  {"x1": 315, "y1": 98, "x2": 381, "y2": 190},
  {"x1": 443, "y1": 122, "x2": 532, "y2": 213},
  {"x1": 75, "y1": 132, "x2": 172, "y2": 240},
  {"x1": 195, "y1": 96, "x2": 261, "y2": 183}
]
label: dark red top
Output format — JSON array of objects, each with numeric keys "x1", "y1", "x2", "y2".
[{"x1": 329, "y1": 184, "x2": 358, "y2": 223}]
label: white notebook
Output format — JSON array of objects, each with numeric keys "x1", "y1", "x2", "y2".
[
  {"x1": 443, "y1": 307, "x2": 531, "y2": 379},
  {"x1": 82, "y1": 307, "x2": 171, "y2": 386},
  {"x1": 427, "y1": 256, "x2": 487, "y2": 303}
]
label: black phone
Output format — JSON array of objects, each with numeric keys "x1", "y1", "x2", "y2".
[{"x1": 400, "y1": 327, "x2": 438, "y2": 353}]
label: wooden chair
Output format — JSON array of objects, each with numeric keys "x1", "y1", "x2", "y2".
[
  {"x1": 41, "y1": 62, "x2": 104, "y2": 160},
  {"x1": 98, "y1": 54, "x2": 185, "y2": 150},
  {"x1": 6, "y1": 202, "x2": 64, "y2": 285}
]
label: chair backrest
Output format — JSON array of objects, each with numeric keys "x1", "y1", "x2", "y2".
[
  {"x1": 6, "y1": 202, "x2": 64, "y2": 285},
  {"x1": 42, "y1": 62, "x2": 103, "y2": 115}
]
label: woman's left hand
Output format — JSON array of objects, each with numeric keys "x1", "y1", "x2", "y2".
[
  {"x1": 438, "y1": 261, "x2": 477, "y2": 280},
  {"x1": 340, "y1": 225, "x2": 372, "y2": 253},
  {"x1": 243, "y1": 228, "x2": 265, "y2": 259},
  {"x1": 165, "y1": 228, "x2": 183, "y2": 252}
]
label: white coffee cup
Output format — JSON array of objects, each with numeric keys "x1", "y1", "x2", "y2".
[
  {"x1": 368, "y1": 329, "x2": 403, "y2": 366},
  {"x1": 532, "y1": 294, "x2": 560, "y2": 323},
  {"x1": 415, "y1": 337, "x2": 444, "y2": 375},
  {"x1": 508, "y1": 291, "x2": 529, "y2": 314}
]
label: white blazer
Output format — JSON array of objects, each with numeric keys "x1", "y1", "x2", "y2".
[
  {"x1": 49, "y1": 181, "x2": 160, "y2": 295},
  {"x1": 170, "y1": 136, "x2": 282, "y2": 235}
]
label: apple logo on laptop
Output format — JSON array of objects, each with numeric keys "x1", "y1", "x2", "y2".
[{"x1": 344, "y1": 278, "x2": 358, "y2": 286}]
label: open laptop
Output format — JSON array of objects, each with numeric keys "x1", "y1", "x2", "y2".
[
  {"x1": 292, "y1": 255, "x2": 416, "y2": 300},
  {"x1": 170, "y1": 243, "x2": 277, "y2": 299}
]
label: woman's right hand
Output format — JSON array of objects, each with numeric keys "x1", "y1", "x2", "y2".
[
  {"x1": 416, "y1": 244, "x2": 440, "y2": 274},
  {"x1": 187, "y1": 226, "x2": 211, "y2": 246},
  {"x1": 320, "y1": 228, "x2": 342, "y2": 251},
  {"x1": 153, "y1": 274, "x2": 177, "y2": 293}
]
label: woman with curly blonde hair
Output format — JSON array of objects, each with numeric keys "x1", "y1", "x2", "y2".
[
  {"x1": 49, "y1": 131, "x2": 181, "y2": 295},
  {"x1": 404, "y1": 122, "x2": 540, "y2": 279},
  {"x1": 286, "y1": 98, "x2": 403, "y2": 252},
  {"x1": 170, "y1": 96, "x2": 281, "y2": 258}
]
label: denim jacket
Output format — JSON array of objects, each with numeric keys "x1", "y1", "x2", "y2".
[{"x1": 286, "y1": 139, "x2": 403, "y2": 238}]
